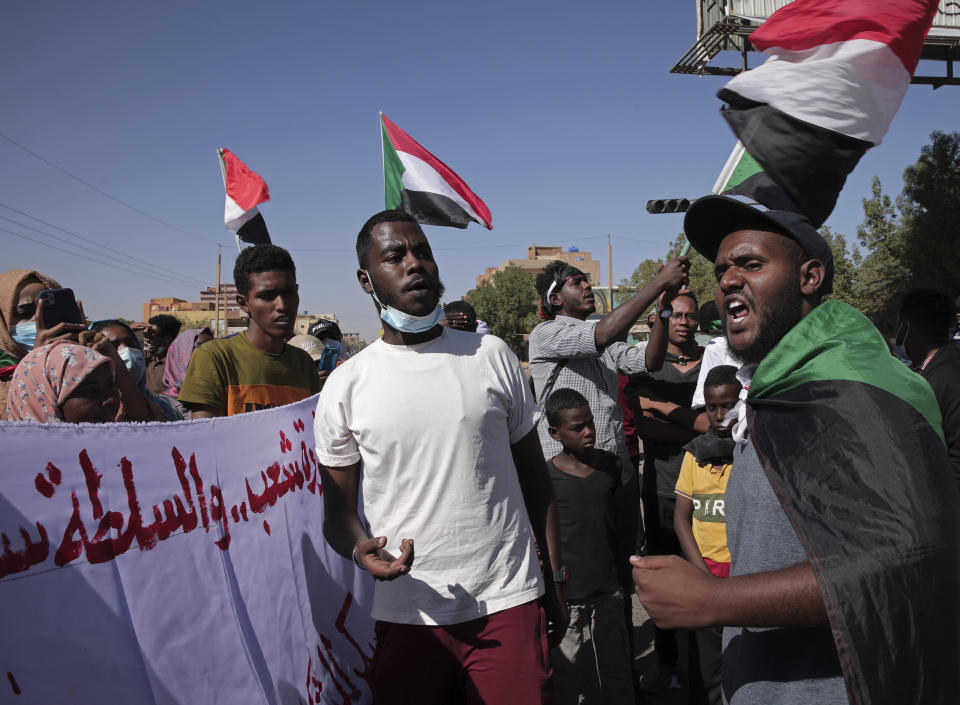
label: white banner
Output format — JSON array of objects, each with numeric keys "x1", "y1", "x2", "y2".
[{"x1": 0, "y1": 396, "x2": 375, "y2": 705}]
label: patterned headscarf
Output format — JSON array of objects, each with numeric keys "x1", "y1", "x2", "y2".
[
  {"x1": 5, "y1": 341, "x2": 114, "y2": 423},
  {"x1": 161, "y1": 328, "x2": 206, "y2": 397},
  {"x1": 0, "y1": 269, "x2": 61, "y2": 419}
]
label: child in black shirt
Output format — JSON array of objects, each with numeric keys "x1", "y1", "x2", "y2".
[{"x1": 546, "y1": 388, "x2": 634, "y2": 705}]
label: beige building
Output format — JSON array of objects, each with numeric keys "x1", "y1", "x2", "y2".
[
  {"x1": 144, "y1": 292, "x2": 335, "y2": 338},
  {"x1": 200, "y1": 284, "x2": 241, "y2": 311},
  {"x1": 342, "y1": 333, "x2": 367, "y2": 355},
  {"x1": 476, "y1": 246, "x2": 602, "y2": 287},
  {"x1": 293, "y1": 313, "x2": 338, "y2": 336}
]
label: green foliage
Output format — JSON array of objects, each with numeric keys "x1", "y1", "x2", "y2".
[
  {"x1": 819, "y1": 225, "x2": 861, "y2": 308},
  {"x1": 853, "y1": 177, "x2": 909, "y2": 333},
  {"x1": 897, "y1": 130, "x2": 960, "y2": 299},
  {"x1": 619, "y1": 233, "x2": 715, "y2": 314},
  {"x1": 465, "y1": 265, "x2": 540, "y2": 341}
]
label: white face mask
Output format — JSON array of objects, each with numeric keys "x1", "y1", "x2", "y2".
[
  {"x1": 363, "y1": 271, "x2": 444, "y2": 334},
  {"x1": 118, "y1": 346, "x2": 146, "y2": 386},
  {"x1": 12, "y1": 321, "x2": 37, "y2": 351}
]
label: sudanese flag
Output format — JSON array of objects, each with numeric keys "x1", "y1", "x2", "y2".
[
  {"x1": 218, "y1": 148, "x2": 271, "y2": 246},
  {"x1": 380, "y1": 113, "x2": 492, "y2": 230},
  {"x1": 717, "y1": 0, "x2": 940, "y2": 227},
  {"x1": 745, "y1": 299, "x2": 959, "y2": 704}
]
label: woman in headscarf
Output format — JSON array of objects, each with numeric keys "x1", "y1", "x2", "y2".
[
  {"x1": 0, "y1": 269, "x2": 86, "y2": 419},
  {"x1": 160, "y1": 327, "x2": 213, "y2": 419},
  {"x1": 90, "y1": 319, "x2": 184, "y2": 421},
  {"x1": 6, "y1": 341, "x2": 120, "y2": 423}
]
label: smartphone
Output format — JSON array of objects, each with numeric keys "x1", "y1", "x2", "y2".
[
  {"x1": 39, "y1": 288, "x2": 82, "y2": 329},
  {"x1": 317, "y1": 345, "x2": 340, "y2": 373}
]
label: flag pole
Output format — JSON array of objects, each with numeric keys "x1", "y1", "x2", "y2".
[
  {"x1": 217, "y1": 148, "x2": 243, "y2": 253},
  {"x1": 607, "y1": 234, "x2": 613, "y2": 313},
  {"x1": 379, "y1": 111, "x2": 386, "y2": 209},
  {"x1": 215, "y1": 244, "x2": 222, "y2": 338}
]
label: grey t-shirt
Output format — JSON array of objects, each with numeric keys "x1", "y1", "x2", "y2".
[{"x1": 721, "y1": 441, "x2": 847, "y2": 705}]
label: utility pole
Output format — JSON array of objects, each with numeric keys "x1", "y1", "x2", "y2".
[
  {"x1": 215, "y1": 244, "x2": 222, "y2": 338},
  {"x1": 607, "y1": 234, "x2": 613, "y2": 313}
]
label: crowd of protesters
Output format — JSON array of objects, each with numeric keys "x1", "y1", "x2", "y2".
[{"x1": 3, "y1": 200, "x2": 959, "y2": 705}]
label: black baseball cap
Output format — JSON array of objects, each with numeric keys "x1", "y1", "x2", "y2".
[
  {"x1": 683, "y1": 195, "x2": 834, "y2": 295},
  {"x1": 307, "y1": 319, "x2": 343, "y2": 342}
]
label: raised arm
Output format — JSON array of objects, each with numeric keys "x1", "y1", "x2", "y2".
[{"x1": 594, "y1": 256, "x2": 690, "y2": 350}]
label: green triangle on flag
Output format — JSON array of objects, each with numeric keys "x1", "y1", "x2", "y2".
[
  {"x1": 381, "y1": 116, "x2": 406, "y2": 210},
  {"x1": 711, "y1": 141, "x2": 801, "y2": 214},
  {"x1": 713, "y1": 141, "x2": 763, "y2": 194}
]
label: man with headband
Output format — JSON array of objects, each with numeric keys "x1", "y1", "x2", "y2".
[
  {"x1": 315, "y1": 210, "x2": 567, "y2": 705},
  {"x1": 528, "y1": 255, "x2": 689, "y2": 636},
  {"x1": 529, "y1": 257, "x2": 689, "y2": 478}
]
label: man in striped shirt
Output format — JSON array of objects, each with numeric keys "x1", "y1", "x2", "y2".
[{"x1": 529, "y1": 257, "x2": 689, "y2": 478}]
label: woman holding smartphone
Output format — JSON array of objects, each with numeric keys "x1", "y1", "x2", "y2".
[{"x1": 0, "y1": 269, "x2": 87, "y2": 419}]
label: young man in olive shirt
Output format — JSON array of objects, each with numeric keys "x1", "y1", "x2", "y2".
[{"x1": 179, "y1": 245, "x2": 319, "y2": 417}]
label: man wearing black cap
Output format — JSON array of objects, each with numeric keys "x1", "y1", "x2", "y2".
[{"x1": 631, "y1": 196, "x2": 959, "y2": 705}]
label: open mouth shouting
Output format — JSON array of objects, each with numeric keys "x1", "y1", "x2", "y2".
[{"x1": 725, "y1": 295, "x2": 752, "y2": 332}]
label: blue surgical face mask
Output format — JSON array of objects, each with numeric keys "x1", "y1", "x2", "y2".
[
  {"x1": 363, "y1": 271, "x2": 444, "y2": 334},
  {"x1": 118, "y1": 346, "x2": 146, "y2": 386},
  {"x1": 12, "y1": 321, "x2": 37, "y2": 351}
]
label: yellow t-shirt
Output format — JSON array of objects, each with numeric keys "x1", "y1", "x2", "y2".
[
  {"x1": 674, "y1": 450, "x2": 732, "y2": 564},
  {"x1": 178, "y1": 332, "x2": 320, "y2": 416}
]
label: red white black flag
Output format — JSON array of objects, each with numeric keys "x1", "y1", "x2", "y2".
[
  {"x1": 717, "y1": 0, "x2": 940, "y2": 227},
  {"x1": 218, "y1": 148, "x2": 271, "y2": 248}
]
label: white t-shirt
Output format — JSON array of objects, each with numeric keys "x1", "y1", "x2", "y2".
[
  {"x1": 691, "y1": 336, "x2": 740, "y2": 407},
  {"x1": 314, "y1": 328, "x2": 544, "y2": 625}
]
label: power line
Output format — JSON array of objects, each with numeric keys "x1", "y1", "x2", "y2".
[
  {"x1": 1, "y1": 225, "x2": 207, "y2": 289},
  {"x1": 1, "y1": 215, "x2": 203, "y2": 287},
  {"x1": 0, "y1": 131, "x2": 222, "y2": 246},
  {"x1": 0, "y1": 206, "x2": 204, "y2": 286},
  {"x1": 296, "y1": 234, "x2": 614, "y2": 254}
]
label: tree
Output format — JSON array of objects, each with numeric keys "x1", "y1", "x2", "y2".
[
  {"x1": 465, "y1": 265, "x2": 540, "y2": 343},
  {"x1": 619, "y1": 233, "x2": 716, "y2": 313},
  {"x1": 897, "y1": 130, "x2": 960, "y2": 299},
  {"x1": 819, "y1": 225, "x2": 861, "y2": 308},
  {"x1": 855, "y1": 176, "x2": 909, "y2": 334},
  {"x1": 665, "y1": 233, "x2": 716, "y2": 309}
]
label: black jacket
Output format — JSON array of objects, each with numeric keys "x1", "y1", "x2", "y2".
[{"x1": 922, "y1": 344, "x2": 960, "y2": 488}]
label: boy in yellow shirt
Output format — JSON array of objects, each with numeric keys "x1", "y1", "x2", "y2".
[{"x1": 674, "y1": 364, "x2": 740, "y2": 705}]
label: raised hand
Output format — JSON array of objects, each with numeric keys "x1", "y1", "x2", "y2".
[
  {"x1": 33, "y1": 297, "x2": 87, "y2": 348},
  {"x1": 655, "y1": 256, "x2": 691, "y2": 294}
]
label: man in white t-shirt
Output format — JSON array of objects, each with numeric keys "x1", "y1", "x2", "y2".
[{"x1": 315, "y1": 210, "x2": 567, "y2": 705}]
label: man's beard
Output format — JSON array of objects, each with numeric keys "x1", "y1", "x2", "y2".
[{"x1": 726, "y1": 282, "x2": 803, "y2": 365}]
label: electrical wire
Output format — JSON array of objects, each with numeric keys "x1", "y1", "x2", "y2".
[
  {"x1": 0, "y1": 207, "x2": 204, "y2": 286},
  {"x1": 0, "y1": 131, "x2": 222, "y2": 246},
  {"x1": 1, "y1": 225, "x2": 207, "y2": 288},
  {"x1": 295, "y1": 234, "x2": 614, "y2": 254}
]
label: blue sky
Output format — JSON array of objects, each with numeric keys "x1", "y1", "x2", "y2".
[{"x1": 3, "y1": 1, "x2": 958, "y2": 343}]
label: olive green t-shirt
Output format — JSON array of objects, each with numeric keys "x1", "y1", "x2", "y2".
[{"x1": 178, "y1": 332, "x2": 320, "y2": 416}]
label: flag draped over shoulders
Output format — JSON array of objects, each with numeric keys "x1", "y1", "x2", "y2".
[
  {"x1": 716, "y1": 0, "x2": 940, "y2": 227},
  {"x1": 746, "y1": 300, "x2": 959, "y2": 704}
]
